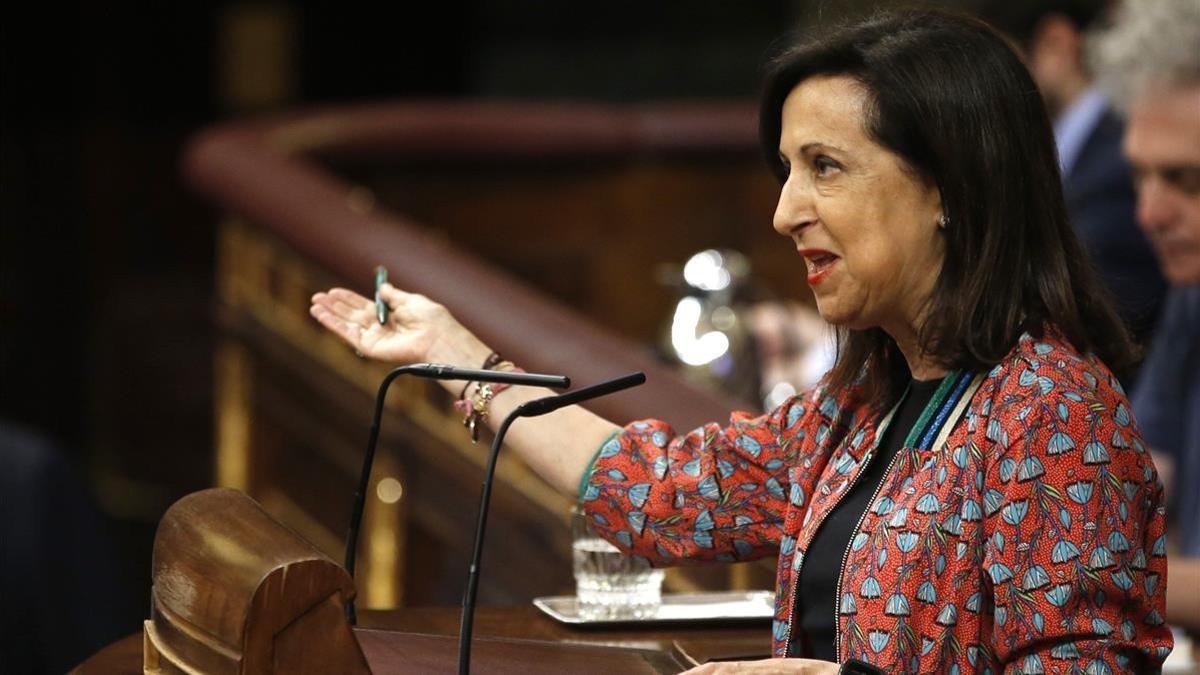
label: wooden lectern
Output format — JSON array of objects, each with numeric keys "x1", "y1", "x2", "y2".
[
  {"x1": 137, "y1": 488, "x2": 690, "y2": 674},
  {"x1": 143, "y1": 488, "x2": 370, "y2": 674}
]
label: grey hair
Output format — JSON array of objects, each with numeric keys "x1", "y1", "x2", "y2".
[{"x1": 1088, "y1": 0, "x2": 1200, "y2": 112}]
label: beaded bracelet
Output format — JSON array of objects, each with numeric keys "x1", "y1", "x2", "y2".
[
  {"x1": 457, "y1": 352, "x2": 506, "y2": 401},
  {"x1": 453, "y1": 353, "x2": 521, "y2": 443}
]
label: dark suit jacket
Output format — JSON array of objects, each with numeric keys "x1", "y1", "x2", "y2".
[
  {"x1": 0, "y1": 424, "x2": 136, "y2": 674},
  {"x1": 1062, "y1": 107, "x2": 1167, "y2": 351}
]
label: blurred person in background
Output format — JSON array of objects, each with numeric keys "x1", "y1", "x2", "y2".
[
  {"x1": 1092, "y1": 0, "x2": 1200, "y2": 636},
  {"x1": 979, "y1": 0, "x2": 1167, "y2": 371},
  {"x1": 0, "y1": 422, "x2": 134, "y2": 673}
]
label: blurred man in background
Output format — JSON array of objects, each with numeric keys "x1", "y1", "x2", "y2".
[
  {"x1": 1092, "y1": 0, "x2": 1200, "y2": 635},
  {"x1": 0, "y1": 423, "x2": 135, "y2": 673},
  {"x1": 980, "y1": 0, "x2": 1167, "y2": 368}
]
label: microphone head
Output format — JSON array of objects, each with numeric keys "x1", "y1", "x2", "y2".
[{"x1": 516, "y1": 372, "x2": 646, "y2": 417}]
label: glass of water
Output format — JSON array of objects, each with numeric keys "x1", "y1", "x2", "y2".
[{"x1": 571, "y1": 505, "x2": 665, "y2": 620}]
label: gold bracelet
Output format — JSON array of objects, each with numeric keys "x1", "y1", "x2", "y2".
[
  {"x1": 464, "y1": 382, "x2": 495, "y2": 443},
  {"x1": 458, "y1": 359, "x2": 521, "y2": 444}
]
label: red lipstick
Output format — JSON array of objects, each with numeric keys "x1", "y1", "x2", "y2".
[{"x1": 798, "y1": 248, "x2": 839, "y2": 286}]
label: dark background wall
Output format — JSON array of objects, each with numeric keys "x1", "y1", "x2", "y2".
[{"x1": 0, "y1": 1, "x2": 968, "y2": 669}]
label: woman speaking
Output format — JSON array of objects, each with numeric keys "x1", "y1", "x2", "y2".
[{"x1": 310, "y1": 10, "x2": 1171, "y2": 673}]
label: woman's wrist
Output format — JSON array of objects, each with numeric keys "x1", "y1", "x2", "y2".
[
  {"x1": 424, "y1": 324, "x2": 493, "y2": 372},
  {"x1": 452, "y1": 353, "x2": 522, "y2": 442}
]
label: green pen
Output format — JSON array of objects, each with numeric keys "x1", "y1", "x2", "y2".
[{"x1": 374, "y1": 266, "x2": 389, "y2": 325}]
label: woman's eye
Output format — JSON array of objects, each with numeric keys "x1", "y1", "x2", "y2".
[{"x1": 814, "y1": 156, "x2": 840, "y2": 177}]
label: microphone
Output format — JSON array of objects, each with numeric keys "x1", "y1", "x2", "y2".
[
  {"x1": 514, "y1": 372, "x2": 648, "y2": 417},
  {"x1": 457, "y1": 372, "x2": 646, "y2": 675},
  {"x1": 344, "y1": 363, "x2": 569, "y2": 624},
  {"x1": 402, "y1": 363, "x2": 570, "y2": 388}
]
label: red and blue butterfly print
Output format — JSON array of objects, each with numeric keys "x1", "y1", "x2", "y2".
[{"x1": 579, "y1": 328, "x2": 1172, "y2": 672}]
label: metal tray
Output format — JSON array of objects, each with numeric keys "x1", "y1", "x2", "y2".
[{"x1": 532, "y1": 591, "x2": 774, "y2": 626}]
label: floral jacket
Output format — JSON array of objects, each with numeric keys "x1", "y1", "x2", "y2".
[{"x1": 579, "y1": 329, "x2": 1173, "y2": 672}]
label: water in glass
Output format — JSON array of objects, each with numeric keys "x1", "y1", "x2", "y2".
[{"x1": 572, "y1": 510, "x2": 664, "y2": 619}]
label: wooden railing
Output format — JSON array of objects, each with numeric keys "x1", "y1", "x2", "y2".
[{"x1": 184, "y1": 100, "x2": 779, "y2": 609}]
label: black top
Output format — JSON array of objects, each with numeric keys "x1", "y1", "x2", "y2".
[{"x1": 789, "y1": 377, "x2": 944, "y2": 660}]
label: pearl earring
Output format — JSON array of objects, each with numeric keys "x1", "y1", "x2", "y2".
[{"x1": 937, "y1": 214, "x2": 949, "y2": 229}]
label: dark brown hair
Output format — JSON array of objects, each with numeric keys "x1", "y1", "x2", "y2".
[{"x1": 759, "y1": 9, "x2": 1136, "y2": 403}]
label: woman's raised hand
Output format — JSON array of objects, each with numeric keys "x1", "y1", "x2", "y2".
[
  {"x1": 311, "y1": 280, "x2": 619, "y2": 497},
  {"x1": 309, "y1": 283, "x2": 466, "y2": 364}
]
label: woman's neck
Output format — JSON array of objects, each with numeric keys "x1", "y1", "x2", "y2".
[{"x1": 884, "y1": 319, "x2": 948, "y2": 382}]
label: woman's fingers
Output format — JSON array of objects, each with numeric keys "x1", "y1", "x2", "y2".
[
  {"x1": 378, "y1": 282, "x2": 416, "y2": 306},
  {"x1": 310, "y1": 304, "x2": 366, "y2": 347},
  {"x1": 327, "y1": 287, "x2": 370, "y2": 305},
  {"x1": 314, "y1": 289, "x2": 375, "y2": 326},
  {"x1": 326, "y1": 288, "x2": 374, "y2": 315},
  {"x1": 311, "y1": 284, "x2": 437, "y2": 362}
]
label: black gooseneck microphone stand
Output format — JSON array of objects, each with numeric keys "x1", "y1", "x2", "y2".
[
  {"x1": 456, "y1": 371, "x2": 647, "y2": 675},
  {"x1": 344, "y1": 363, "x2": 570, "y2": 624}
]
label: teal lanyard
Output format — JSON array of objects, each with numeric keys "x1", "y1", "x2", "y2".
[{"x1": 900, "y1": 369, "x2": 975, "y2": 450}]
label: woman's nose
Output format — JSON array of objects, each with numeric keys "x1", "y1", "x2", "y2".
[{"x1": 773, "y1": 176, "x2": 816, "y2": 237}]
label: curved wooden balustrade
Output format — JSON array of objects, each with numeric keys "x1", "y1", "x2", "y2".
[
  {"x1": 183, "y1": 101, "x2": 778, "y2": 610},
  {"x1": 184, "y1": 101, "x2": 759, "y2": 429}
]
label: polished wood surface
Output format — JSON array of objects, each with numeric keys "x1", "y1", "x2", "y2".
[
  {"x1": 355, "y1": 630, "x2": 683, "y2": 674},
  {"x1": 77, "y1": 606, "x2": 771, "y2": 674},
  {"x1": 78, "y1": 487, "x2": 768, "y2": 674},
  {"x1": 360, "y1": 605, "x2": 772, "y2": 669},
  {"x1": 143, "y1": 488, "x2": 368, "y2": 674},
  {"x1": 358, "y1": 605, "x2": 770, "y2": 657}
]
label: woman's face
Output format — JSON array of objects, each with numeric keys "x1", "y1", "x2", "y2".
[{"x1": 774, "y1": 75, "x2": 945, "y2": 338}]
